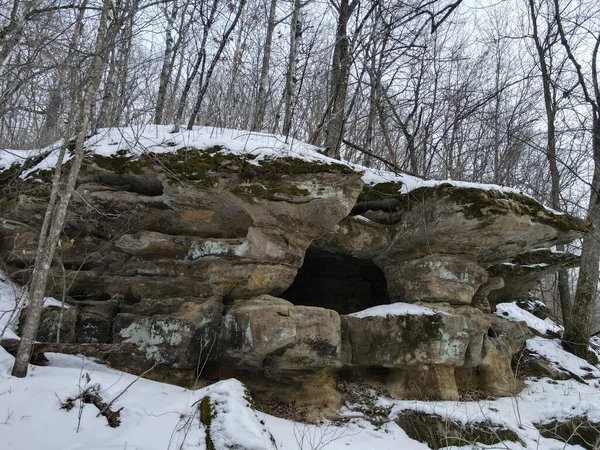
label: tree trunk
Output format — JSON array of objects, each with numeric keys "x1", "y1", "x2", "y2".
[
  {"x1": 251, "y1": 0, "x2": 277, "y2": 132},
  {"x1": 562, "y1": 119, "x2": 600, "y2": 361},
  {"x1": 324, "y1": 0, "x2": 356, "y2": 159},
  {"x1": 282, "y1": 0, "x2": 301, "y2": 136},
  {"x1": 12, "y1": 0, "x2": 121, "y2": 378},
  {"x1": 553, "y1": 0, "x2": 600, "y2": 361},
  {"x1": 154, "y1": 0, "x2": 178, "y2": 125},
  {"x1": 527, "y1": 0, "x2": 572, "y2": 325}
]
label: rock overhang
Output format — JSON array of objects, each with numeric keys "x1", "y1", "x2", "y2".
[{"x1": 0, "y1": 131, "x2": 587, "y2": 411}]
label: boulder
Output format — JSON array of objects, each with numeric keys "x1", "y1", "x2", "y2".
[
  {"x1": 381, "y1": 254, "x2": 488, "y2": 304},
  {"x1": 77, "y1": 300, "x2": 119, "y2": 343},
  {"x1": 341, "y1": 305, "x2": 531, "y2": 399},
  {"x1": 20, "y1": 304, "x2": 78, "y2": 343},
  {"x1": 341, "y1": 307, "x2": 490, "y2": 368},
  {"x1": 219, "y1": 295, "x2": 342, "y2": 376},
  {"x1": 112, "y1": 296, "x2": 223, "y2": 369}
]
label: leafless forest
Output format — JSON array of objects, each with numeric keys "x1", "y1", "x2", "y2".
[{"x1": 2, "y1": 0, "x2": 600, "y2": 369}]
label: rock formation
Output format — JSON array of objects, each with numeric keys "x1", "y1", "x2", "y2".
[{"x1": 0, "y1": 141, "x2": 587, "y2": 418}]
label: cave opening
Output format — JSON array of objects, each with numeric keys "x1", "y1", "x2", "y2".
[{"x1": 281, "y1": 246, "x2": 390, "y2": 315}]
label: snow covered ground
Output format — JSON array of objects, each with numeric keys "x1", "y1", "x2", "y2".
[{"x1": 2, "y1": 273, "x2": 600, "y2": 450}]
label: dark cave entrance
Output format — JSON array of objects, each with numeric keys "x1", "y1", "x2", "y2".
[{"x1": 281, "y1": 246, "x2": 390, "y2": 315}]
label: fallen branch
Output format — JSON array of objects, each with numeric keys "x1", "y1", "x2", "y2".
[{"x1": 60, "y1": 386, "x2": 122, "y2": 427}]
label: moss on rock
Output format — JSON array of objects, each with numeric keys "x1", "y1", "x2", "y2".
[
  {"x1": 399, "y1": 184, "x2": 588, "y2": 233},
  {"x1": 357, "y1": 181, "x2": 404, "y2": 203},
  {"x1": 200, "y1": 396, "x2": 215, "y2": 450},
  {"x1": 84, "y1": 146, "x2": 357, "y2": 194}
]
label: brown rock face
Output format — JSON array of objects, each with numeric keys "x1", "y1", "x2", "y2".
[
  {"x1": 0, "y1": 144, "x2": 586, "y2": 414},
  {"x1": 382, "y1": 254, "x2": 488, "y2": 304},
  {"x1": 340, "y1": 305, "x2": 531, "y2": 400},
  {"x1": 1, "y1": 150, "x2": 364, "y2": 303},
  {"x1": 315, "y1": 184, "x2": 585, "y2": 307},
  {"x1": 219, "y1": 296, "x2": 342, "y2": 376}
]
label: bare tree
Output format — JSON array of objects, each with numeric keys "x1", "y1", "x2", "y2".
[
  {"x1": 553, "y1": 0, "x2": 600, "y2": 361},
  {"x1": 12, "y1": 0, "x2": 123, "y2": 377},
  {"x1": 252, "y1": 0, "x2": 278, "y2": 131}
]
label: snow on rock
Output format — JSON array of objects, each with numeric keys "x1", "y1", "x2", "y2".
[
  {"x1": 202, "y1": 379, "x2": 276, "y2": 450},
  {"x1": 496, "y1": 301, "x2": 562, "y2": 335},
  {"x1": 0, "y1": 125, "x2": 550, "y2": 200},
  {"x1": 347, "y1": 302, "x2": 442, "y2": 318},
  {"x1": 527, "y1": 337, "x2": 600, "y2": 379},
  {"x1": 42, "y1": 297, "x2": 69, "y2": 308}
]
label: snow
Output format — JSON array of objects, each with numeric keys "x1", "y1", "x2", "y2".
[
  {"x1": 496, "y1": 301, "x2": 562, "y2": 335},
  {"x1": 526, "y1": 337, "x2": 600, "y2": 379},
  {"x1": 348, "y1": 302, "x2": 442, "y2": 318},
  {"x1": 0, "y1": 125, "x2": 558, "y2": 205},
  {"x1": 0, "y1": 270, "x2": 25, "y2": 340}
]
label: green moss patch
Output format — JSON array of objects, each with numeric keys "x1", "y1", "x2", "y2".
[
  {"x1": 199, "y1": 396, "x2": 215, "y2": 450},
  {"x1": 84, "y1": 146, "x2": 356, "y2": 193},
  {"x1": 230, "y1": 183, "x2": 310, "y2": 203},
  {"x1": 357, "y1": 181, "x2": 404, "y2": 203},
  {"x1": 398, "y1": 314, "x2": 443, "y2": 357},
  {"x1": 396, "y1": 410, "x2": 521, "y2": 449},
  {"x1": 400, "y1": 184, "x2": 587, "y2": 232}
]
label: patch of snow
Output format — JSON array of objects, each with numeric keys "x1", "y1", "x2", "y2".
[
  {"x1": 527, "y1": 337, "x2": 600, "y2": 379},
  {"x1": 0, "y1": 271, "x2": 69, "y2": 341},
  {"x1": 521, "y1": 263, "x2": 550, "y2": 269},
  {"x1": 496, "y1": 301, "x2": 562, "y2": 335},
  {"x1": 354, "y1": 215, "x2": 373, "y2": 223},
  {"x1": 348, "y1": 302, "x2": 442, "y2": 318},
  {"x1": 204, "y1": 379, "x2": 275, "y2": 450},
  {"x1": 43, "y1": 297, "x2": 69, "y2": 308},
  {"x1": 0, "y1": 270, "x2": 25, "y2": 340}
]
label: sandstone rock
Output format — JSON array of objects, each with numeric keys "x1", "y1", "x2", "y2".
[
  {"x1": 341, "y1": 305, "x2": 531, "y2": 399},
  {"x1": 381, "y1": 254, "x2": 488, "y2": 304},
  {"x1": 388, "y1": 366, "x2": 459, "y2": 401},
  {"x1": 77, "y1": 300, "x2": 119, "y2": 343},
  {"x1": 112, "y1": 297, "x2": 223, "y2": 369},
  {"x1": 472, "y1": 277, "x2": 504, "y2": 313},
  {"x1": 341, "y1": 307, "x2": 490, "y2": 368},
  {"x1": 219, "y1": 295, "x2": 341, "y2": 376},
  {"x1": 313, "y1": 215, "x2": 391, "y2": 259},
  {"x1": 488, "y1": 250, "x2": 579, "y2": 306},
  {"x1": 0, "y1": 144, "x2": 585, "y2": 410},
  {"x1": 20, "y1": 305, "x2": 78, "y2": 343}
]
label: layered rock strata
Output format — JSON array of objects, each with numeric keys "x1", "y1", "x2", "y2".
[{"x1": 0, "y1": 146, "x2": 587, "y2": 417}]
